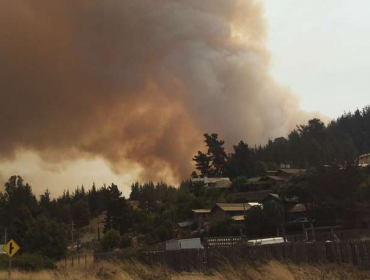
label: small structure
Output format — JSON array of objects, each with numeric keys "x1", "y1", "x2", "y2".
[
  {"x1": 276, "y1": 169, "x2": 306, "y2": 179},
  {"x1": 191, "y1": 177, "x2": 232, "y2": 190},
  {"x1": 265, "y1": 175, "x2": 286, "y2": 187},
  {"x1": 165, "y1": 238, "x2": 204, "y2": 251},
  {"x1": 288, "y1": 203, "x2": 307, "y2": 221},
  {"x1": 261, "y1": 193, "x2": 285, "y2": 213},
  {"x1": 209, "y1": 203, "x2": 257, "y2": 222},
  {"x1": 192, "y1": 209, "x2": 211, "y2": 228}
]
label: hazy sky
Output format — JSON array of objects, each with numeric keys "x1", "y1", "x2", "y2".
[{"x1": 264, "y1": 0, "x2": 370, "y2": 118}]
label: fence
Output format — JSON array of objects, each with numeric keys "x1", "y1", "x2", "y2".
[
  {"x1": 61, "y1": 254, "x2": 90, "y2": 270},
  {"x1": 285, "y1": 229, "x2": 369, "y2": 242},
  {"x1": 204, "y1": 236, "x2": 245, "y2": 247},
  {"x1": 144, "y1": 240, "x2": 370, "y2": 271},
  {"x1": 203, "y1": 229, "x2": 370, "y2": 248}
]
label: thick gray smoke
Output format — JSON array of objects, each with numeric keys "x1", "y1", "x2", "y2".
[{"x1": 0, "y1": 0, "x2": 316, "y2": 182}]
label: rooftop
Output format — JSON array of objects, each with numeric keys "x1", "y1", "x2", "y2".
[
  {"x1": 266, "y1": 175, "x2": 285, "y2": 181},
  {"x1": 215, "y1": 203, "x2": 251, "y2": 212},
  {"x1": 191, "y1": 177, "x2": 231, "y2": 184},
  {"x1": 289, "y1": 204, "x2": 307, "y2": 213},
  {"x1": 278, "y1": 169, "x2": 306, "y2": 174},
  {"x1": 232, "y1": 189, "x2": 272, "y2": 203},
  {"x1": 192, "y1": 209, "x2": 211, "y2": 214}
]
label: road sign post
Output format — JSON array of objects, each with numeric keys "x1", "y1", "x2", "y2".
[
  {"x1": 2, "y1": 239, "x2": 20, "y2": 280},
  {"x1": 8, "y1": 258, "x2": 11, "y2": 280}
]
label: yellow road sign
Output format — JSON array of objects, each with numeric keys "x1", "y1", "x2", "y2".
[{"x1": 2, "y1": 240, "x2": 20, "y2": 258}]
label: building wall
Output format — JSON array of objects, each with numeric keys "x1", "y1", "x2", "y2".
[
  {"x1": 193, "y1": 213, "x2": 209, "y2": 228},
  {"x1": 262, "y1": 197, "x2": 284, "y2": 213}
]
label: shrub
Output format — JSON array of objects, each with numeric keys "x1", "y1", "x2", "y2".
[
  {"x1": 208, "y1": 218, "x2": 239, "y2": 237},
  {"x1": 100, "y1": 230, "x2": 121, "y2": 252},
  {"x1": 120, "y1": 234, "x2": 132, "y2": 248},
  {"x1": 0, "y1": 254, "x2": 56, "y2": 271}
]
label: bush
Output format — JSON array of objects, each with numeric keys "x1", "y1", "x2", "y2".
[
  {"x1": 208, "y1": 218, "x2": 239, "y2": 237},
  {"x1": 24, "y1": 217, "x2": 68, "y2": 260},
  {"x1": 120, "y1": 234, "x2": 132, "y2": 248},
  {"x1": 245, "y1": 206, "x2": 280, "y2": 238},
  {"x1": 0, "y1": 254, "x2": 56, "y2": 271},
  {"x1": 118, "y1": 247, "x2": 144, "y2": 260},
  {"x1": 100, "y1": 230, "x2": 121, "y2": 252}
]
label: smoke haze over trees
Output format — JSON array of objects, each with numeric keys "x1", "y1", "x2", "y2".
[{"x1": 193, "y1": 107, "x2": 370, "y2": 178}]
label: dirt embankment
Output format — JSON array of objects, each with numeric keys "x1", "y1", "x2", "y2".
[{"x1": 1, "y1": 261, "x2": 370, "y2": 280}]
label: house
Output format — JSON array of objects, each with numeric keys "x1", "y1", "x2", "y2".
[
  {"x1": 261, "y1": 193, "x2": 285, "y2": 213},
  {"x1": 235, "y1": 177, "x2": 270, "y2": 192},
  {"x1": 232, "y1": 189, "x2": 273, "y2": 203},
  {"x1": 191, "y1": 177, "x2": 232, "y2": 190},
  {"x1": 266, "y1": 170, "x2": 278, "y2": 176},
  {"x1": 265, "y1": 175, "x2": 286, "y2": 187},
  {"x1": 359, "y1": 153, "x2": 370, "y2": 167},
  {"x1": 261, "y1": 193, "x2": 308, "y2": 223},
  {"x1": 192, "y1": 209, "x2": 211, "y2": 228},
  {"x1": 231, "y1": 169, "x2": 306, "y2": 194},
  {"x1": 209, "y1": 203, "x2": 254, "y2": 222},
  {"x1": 276, "y1": 169, "x2": 306, "y2": 180}
]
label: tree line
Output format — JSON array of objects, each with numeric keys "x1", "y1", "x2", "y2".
[{"x1": 193, "y1": 106, "x2": 370, "y2": 179}]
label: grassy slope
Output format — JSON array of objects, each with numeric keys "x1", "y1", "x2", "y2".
[
  {"x1": 79, "y1": 212, "x2": 106, "y2": 244},
  {"x1": 1, "y1": 261, "x2": 370, "y2": 280}
]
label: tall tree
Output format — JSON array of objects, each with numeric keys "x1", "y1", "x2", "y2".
[
  {"x1": 204, "y1": 133, "x2": 228, "y2": 177},
  {"x1": 193, "y1": 151, "x2": 212, "y2": 177},
  {"x1": 227, "y1": 141, "x2": 254, "y2": 178},
  {"x1": 104, "y1": 184, "x2": 133, "y2": 235}
]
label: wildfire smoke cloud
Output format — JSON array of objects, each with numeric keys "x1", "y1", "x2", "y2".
[{"x1": 0, "y1": 0, "x2": 315, "y2": 182}]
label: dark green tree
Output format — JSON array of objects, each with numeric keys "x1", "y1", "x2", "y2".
[
  {"x1": 24, "y1": 217, "x2": 68, "y2": 260},
  {"x1": 100, "y1": 230, "x2": 121, "y2": 252},
  {"x1": 193, "y1": 151, "x2": 212, "y2": 177},
  {"x1": 204, "y1": 133, "x2": 228, "y2": 177}
]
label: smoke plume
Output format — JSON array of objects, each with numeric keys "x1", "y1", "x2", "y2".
[{"x1": 0, "y1": 0, "x2": 316, "y2": 182}]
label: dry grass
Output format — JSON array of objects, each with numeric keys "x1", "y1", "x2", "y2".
[{"x1": 1, "y1": 260, "x2": 370, "y2": 280}]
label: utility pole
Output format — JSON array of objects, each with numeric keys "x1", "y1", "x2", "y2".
[
  {"x1": 243, "y1": 199, "x2": 247, "y2": 237},
  {"x1": 77, "y1": 228, "x2": 80, "y2": 252},
  {"x1": 71, "y1": 221, "x2": 75, "y2": 246}
]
